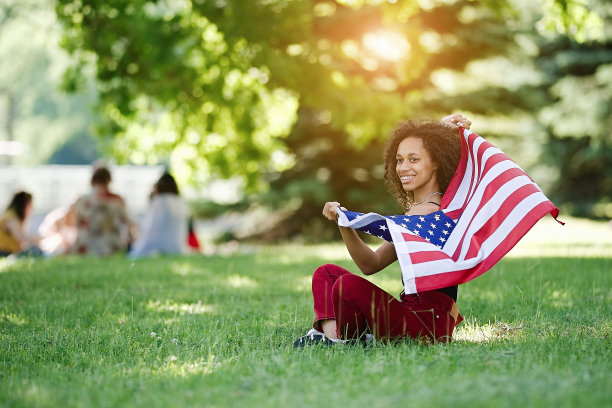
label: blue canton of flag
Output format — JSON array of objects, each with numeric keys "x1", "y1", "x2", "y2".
[{"x1": 339, "y1": 210, "x2": 457, "y2": 249}]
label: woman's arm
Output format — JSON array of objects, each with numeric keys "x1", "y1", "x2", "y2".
[
  {"x1": 339, "y1": 228, "x2": 397, "y2": 275},
  {"x1": 323, "y1": 202, "x2": 397, "y2": 275}
]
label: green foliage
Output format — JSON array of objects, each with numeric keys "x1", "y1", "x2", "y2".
[
  {"x1": 53, "y1": 0, "x2": 521, "y2": 189},
  {"x1": 55, "y1": 0, "x2": 301, "y2": 188},
  {"x1": 0, "y1": 218, "x2": 610, "y2": 407},
  {"x1": 538, "y1": 0, "x2": 605, "y2": 43},
  {"x1": 533, "y1": 5, "x2": 612, "y2": 218},
  {"x1": 0, "y1": 0, "x2": 100, "y2": 165},
  {"x1": 51, "y1": 0, "x2": 611, "y2": 227}
]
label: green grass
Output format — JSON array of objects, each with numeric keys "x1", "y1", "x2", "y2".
[{"x1": 1, "y1": 217, "x2": 611, "y2": 408}]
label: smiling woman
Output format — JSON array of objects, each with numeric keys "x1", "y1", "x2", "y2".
[{"x1": 293, "y1": 114, "x2": 472, "y2": 348}]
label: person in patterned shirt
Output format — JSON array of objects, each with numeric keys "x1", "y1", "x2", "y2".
[{"x1": 71, "y1": 166, "x2": 131, "y2": 256}]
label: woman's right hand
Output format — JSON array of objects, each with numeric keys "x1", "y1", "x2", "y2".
[
  {"x1": 322, "y1": 201, "x2": 346, "y2": 223},
  {"x1": 440, "y1": 113, "x2": 472, "y2": 129}
]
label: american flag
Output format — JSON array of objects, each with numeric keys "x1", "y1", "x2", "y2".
[
  {"x1": 337, "y1": 128, "x2": 561, "y2": 295},
  {"x1": 336, "y1": 210, "x2": 456, "y2": 247}
]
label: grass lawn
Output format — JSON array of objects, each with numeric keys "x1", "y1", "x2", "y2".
[{"x1": 1, "y1": 216, "x2": 610, "y2": 408}]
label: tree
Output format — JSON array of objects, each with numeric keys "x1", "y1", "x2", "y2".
[
  {"x1": 534, "y1": 1, "x2": 612, "y2": 218},
  {"x1": 55, "y1": 1, "x2": 526, "y2": 186},
  {"x1": 53, "y1": 0, "x2": 610, "y2": 240},
  {"x1": 0, "y1": 0, "x2": 100, "y2": 165}
]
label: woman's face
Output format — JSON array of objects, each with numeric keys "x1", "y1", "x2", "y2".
[
  {"x1": 395, "y1": 137, "x2": 439, "y2": 194},
  {"x1": 24, "y1": 200, "x2": 33, "y2": 219}
]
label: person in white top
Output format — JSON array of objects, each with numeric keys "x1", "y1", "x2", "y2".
[{"x1": 130, "y1": 172, "x2": 189, "y2": 257}]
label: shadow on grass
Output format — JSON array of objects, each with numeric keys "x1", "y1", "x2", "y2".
[
  {"x1": 0, "y1": 253, "x2": 609, "y2": 345},
  {"x1": 1, "y1": 251, "x2": 610, "y2": 408}
]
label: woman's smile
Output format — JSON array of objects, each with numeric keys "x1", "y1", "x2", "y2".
[{"x1": 399, "y1": 174, "x2": 415, "y2": 185}]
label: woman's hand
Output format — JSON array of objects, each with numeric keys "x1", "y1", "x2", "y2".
[
  {"x1": 440, "y1": 113, "x2": 472, "y2": 130},
  {"x1": 324, "y1": 201, "x2": 398, "y2": 275},
  {"x1": 322, "y1": 201, "x2": 346, "y2": 223}
]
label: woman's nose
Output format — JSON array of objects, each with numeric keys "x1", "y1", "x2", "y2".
[{"x1": 398, "y1": 160, "x2": 410, "y2": 171}]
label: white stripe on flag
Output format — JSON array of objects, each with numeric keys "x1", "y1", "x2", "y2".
[
  {"x1": 444, "y1": 159, "x2": 525, "y2": 254},
  {"x1": 455, "y1": 175, "x2": 538, "y2": 261},
  {"x1": 337, "y1": 210, "x2": 388, "y2": 229},
  {"x1": 389, "y1": 221, "x2": 416, "y2": 293},
  {"x1": 404, "y1": 191, "x2": 551, "y2": 280},
  {"x1": 445, "y1": 132, "x2": 476, "y2": 211}
]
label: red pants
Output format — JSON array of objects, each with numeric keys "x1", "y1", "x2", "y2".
[{"x1": 311, "y1": 264, "x2": 460, "y2": 343}]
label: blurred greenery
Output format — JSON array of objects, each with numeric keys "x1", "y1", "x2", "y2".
[
  {"x1": 0, "y1": 0, "x2": 101, "y2": 165},
  {"x1": 1, "y1": 0, "x2": 610, "y2": 239}
]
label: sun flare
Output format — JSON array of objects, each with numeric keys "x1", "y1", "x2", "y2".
[{"x1": 362, "y1": 30, "x2": 410, "y2": 62}]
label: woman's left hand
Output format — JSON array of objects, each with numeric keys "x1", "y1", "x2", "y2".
[
  {"x1": 440, "y1": 113, "x2": 471, "y2": 129},
  {"x1": 322, "y1": 201, "x2": 347, "y2": 223}
]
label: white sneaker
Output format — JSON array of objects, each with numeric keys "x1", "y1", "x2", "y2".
[{"x1": 293, "y1": 328, "x2": 335, "y2": 348}]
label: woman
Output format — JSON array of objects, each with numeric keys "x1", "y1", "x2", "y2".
[
  {"x1": 71, "y1": 166, "x2": 131, "y2": 256},
  {"x1": 0, "y1": 191, "x2": 41, "y2": 257},
  {"x1": 130, "y1": 172, "x2": 189, "y2": 257},
  {"x1": 294, "y1": 113, "x2": 472, "y2": 346}
]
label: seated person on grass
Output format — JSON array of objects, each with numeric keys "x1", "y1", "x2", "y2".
[
  {"x1": 71, "y1": 166, "x2": 131, "y2": 256},
  {"x1": 294, "y1": 113, "x2": 560, "y2": 347},
  {"x1": 130, "y1": 172, "x2": 190, "y2": 257},
  {"x1": 0, "y1": 191, "x2": 43, "y2": 257}
]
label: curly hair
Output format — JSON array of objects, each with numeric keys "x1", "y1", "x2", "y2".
[{"x1": 384, "y1": 120, "x2": 462, "y2": 212}]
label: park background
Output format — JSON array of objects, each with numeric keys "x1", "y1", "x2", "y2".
[
  {"x1": 1, "y1": 0, "x2": 611, "y2": 244},
  {"x1": 0, "y1": 1, "x2": 611, "y2": 407}
]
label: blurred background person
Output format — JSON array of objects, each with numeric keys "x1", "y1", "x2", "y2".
[
  {"x1": 130, "y1": 172, "x2": 189, "y2": 257},
  {"x1": 71, "y1": 165, "x2": 131, "y2": 256},
  {"x1": 37, "y1": 203, "x2": 77, "y2": 256},
  {"x1": 0, "y1": 191, "x2": 43, "y2": 257}
]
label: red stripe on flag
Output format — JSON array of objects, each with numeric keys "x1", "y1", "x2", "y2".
[
  {"x1": 441, "y1": 129, "x2": 469, "y2": 209},
  {"x1": 410, "y1": 249, "x2": 450, "y2": 264},
  {"x1": 463, "y1": 185, "x2": 544, "y2": 260},
  {"x1": 463, "y1": 133, "x2": 480, "y2": 210},
  {"x1": 414, "y1": 269, "x2": 470, "y2": 293},
  {"x1": 401, "y1": 233, "x2": 430, "y2": 244},
  {"x1": 471, "y1": 200, "x2": 559, "y2": 275},
  {"x1": 466, "y1": 139, "x2": 509, "y2": 206},
  {"x1": 450, "y1": 167, "x2": 533, "y2": 261},
  {"x1": 413, "y1": 200, "x2": 558, "y2": 292},
  {"x1": 443, "y1": 209, "x2": 462, "y2": 220},
  {"x1": 442, "y1": 132, "x2": 504, "y2": 214}
]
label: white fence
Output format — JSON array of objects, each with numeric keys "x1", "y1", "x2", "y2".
[
  {"x1": 0, "y1": 165, "x2": 249, "y2": 245},
  {"x1": 1, "y1": 165, "x2": 165, "y2": 232}
]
